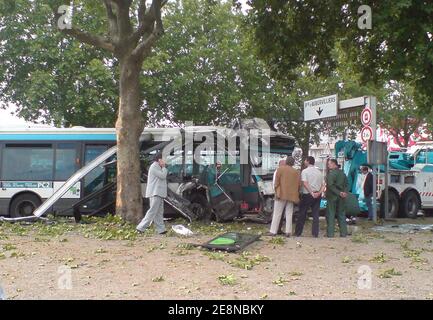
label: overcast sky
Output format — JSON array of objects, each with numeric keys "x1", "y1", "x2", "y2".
[{"x1": 0, "y1": 105, "x2": 32, "y2": 128}]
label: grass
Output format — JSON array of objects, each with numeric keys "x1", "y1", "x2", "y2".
[
  {"x1": 152, "y1": 276, "x2": 165, "y2": 282},
  {"x1": 204, "y1": 251, "x2": 227, "y2": 261},
  {"x1": 351, "y1": 233, "x2": 369, "y2": 244},
  {"x1": 273, "y1": 277, "x2": 289, "y2": 286},
  {"x1": 268, "y1": 236, "x2": 285, "y2": 245},
  {"x1": 228, "y1": 251, "x2": 270, "y2": 270},
  {"x1": 370, "y1": 252, "x2": 388, "y2": 263},
  {"x1": 378, "y1": 268, "x2": 402, "y2": 279},
  {"x1": 147, "y1": 242, "x2": 167, "y2": 253},
  {"x1": 0, "y1": 215, "x2": 140, "y2": 241},
  {"x1": 218, "y1": 274, "x2": 237, "y2": 286},
  {"x1": 342, "y1": 256, "x2": 352, "y2": 264},
  {"x1": 400, "y1": 241, "x2": 428, "y2": 264},
  {"x1": 2, "y1": 243, "x2": 17, "y2": 251}
]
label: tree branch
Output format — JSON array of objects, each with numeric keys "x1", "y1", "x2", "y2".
[
  {"x1": 52, "y1": 5, "x2": 115, "y2": 52},
  {"x1": 111, "y1": 0, "x2": 134, "y2": 39},
  {"x1": 62, "y1": 28, "x2": 115, "y2": 52},
  {"x1": 103, "y1": 0, "x2": 119, "y2": 42},
  {"x1": 131, "y1": 0, "x2": 165, "y2": 60},
  {"x1": 130, "y1": 0, "x2": 168, "y2": 44}
]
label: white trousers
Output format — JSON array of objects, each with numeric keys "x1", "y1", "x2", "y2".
[
  {"x1": 137, "y1": 196, "x2": 166, "y2": 234},
  {"x1": 270, "y1": 199, "x2": 294, "y2": 235}
]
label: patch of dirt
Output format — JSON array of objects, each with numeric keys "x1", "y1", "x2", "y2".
[{"x1": 1, "y1": 216, "x2": 433, "y2": 300}]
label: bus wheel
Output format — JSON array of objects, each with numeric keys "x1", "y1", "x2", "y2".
[
  {"x1": 401, "y1": 191, "x2": 420, "y2": 219},
  {"x1": 9, "y1": 194, "x2": 42, "y2": 218}
]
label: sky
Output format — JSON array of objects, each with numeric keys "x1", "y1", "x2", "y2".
[
  {"x1": 0, "y1": 105, "x2": 33, "y2": 128},
  {"x1": 0, "y1": 104, "x2": 52, "y2": 128}
]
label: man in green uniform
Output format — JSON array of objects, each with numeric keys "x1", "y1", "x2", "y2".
[{"x1": 325, "y1": 159, "x2": 348, "y2": 237}]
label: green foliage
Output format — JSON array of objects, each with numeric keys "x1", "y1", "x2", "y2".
[
  {"x1": 152, "y1": 275, "x2": 165, "y2": 282},
  {"x1": 228, "y1": 251, "x2": 270, "y2": 270},
  {"x1": 245, "y1": 0, "x2": 433, "y2": 116},
  {"x1": 370, "y1": 252, "x2": 388, "y2": 263},
  {"x1": 0, "y1": 1, "x2": 118, "y2": 127},
  {"x1": 378, "y1": 268, "x2": 402, "y2": 278},
  {"x1": 272, "y1": 276, "x2": 289, "y2": 287},
  {"x1": 268, "y1": 236, "x2": 285, "y2": 245},
  {"x1": 218, "y1": 274, "x2": 237, "y2": 286}
]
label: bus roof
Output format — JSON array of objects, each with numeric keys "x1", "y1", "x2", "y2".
[{"x1": 0, "y1": 127, "x2": 116, "y2": 141}]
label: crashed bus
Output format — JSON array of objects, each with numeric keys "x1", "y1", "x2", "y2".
[{"x1": 0, "y1": 119, "x2": 295, "y2": 224}]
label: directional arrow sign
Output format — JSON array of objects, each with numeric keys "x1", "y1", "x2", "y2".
[{"x1": 304, "y1": 94, "x2": 338, "y2": 121}]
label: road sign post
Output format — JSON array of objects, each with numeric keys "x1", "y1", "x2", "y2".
[{"x1": 304, "y1": 95, "x2": 383, "y2": 222}]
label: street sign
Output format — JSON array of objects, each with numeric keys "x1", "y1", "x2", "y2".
[
  {"x1": 339, "y1": 96, "x2": 365, "y2": 110},
  {"x1": 361, "y1": 126, "x2": 373, "y2": 142},
  {"x1": 304, "y1": 94, "x2": 338, "y2": 121},
  {"x1": 361, "y1": 108, "x2": 372, "y2": 126}
]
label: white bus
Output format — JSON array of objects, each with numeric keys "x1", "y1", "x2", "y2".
[{"x1": 0, "y1": 127, "x2": 116, "y2": 217}]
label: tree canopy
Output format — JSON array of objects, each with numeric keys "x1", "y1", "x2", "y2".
[{"x1": 246, "y1": 0, "x2": 433, "y2": 114}]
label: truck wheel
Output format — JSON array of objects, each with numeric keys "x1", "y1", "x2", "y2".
[
  {"x1": 401, "y1": 191, "x2": 420, "y2": 219},
  {"x1": 380, "y1": 191, "x2": 399, "y2": 219},
  {"x1": 9, "y1": 194, "x2": 42, "y2": 218}
]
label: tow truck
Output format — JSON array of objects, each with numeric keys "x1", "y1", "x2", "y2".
[{"x1": 334, "y1": 140, "x2": 433, "y2": 219}]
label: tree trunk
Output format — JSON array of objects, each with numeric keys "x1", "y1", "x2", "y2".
[
  {"x1": 300, "y1": 124, "x2": 311, "y2": 166},
  {"x1": 115, "y1": 57, "x2": 144, "y2": 224}
]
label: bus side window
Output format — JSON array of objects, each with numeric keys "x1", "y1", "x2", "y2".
[
  {"x1": 55, "y1": 143, "x2": 77, "y2": 181},
  {"x1": 1, "y1": 144, "x2": 54, "y2": 181}
]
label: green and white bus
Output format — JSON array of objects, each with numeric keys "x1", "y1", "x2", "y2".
[{"x1": 0, "y1": 127, "x2": 116, "y2": 217}]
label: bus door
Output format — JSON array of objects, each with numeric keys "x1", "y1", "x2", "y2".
[{"x1": 81, "y1": 144, "x2": 111, "y2": 210}]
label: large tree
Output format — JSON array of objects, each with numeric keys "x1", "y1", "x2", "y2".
[
  {"x1": 22, "y1": 0, "x2": 167, "y2": 224},
  {"x1": 245, "y1": 0, "x2": 433, "y2": 115}
]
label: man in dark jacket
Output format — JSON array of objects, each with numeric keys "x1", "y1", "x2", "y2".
[
  {"x1": 325, "y1": 159, "x2": 348, "y2": 237},
  {"x1": 361, "y1": 166, "x2": 374, "y2": 220}
]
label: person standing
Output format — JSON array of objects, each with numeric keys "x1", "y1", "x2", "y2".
[
  {"x1": 361, "y1": 166, "x2": 374, "y2": 220},
  {"x1": 268, "y1": 156, "x2": 300, "y2": 237},
  {"x1": 136, "y1": 153, "x2": 168, "y2": 235},
  {"x1": 325, "y1": 159, "x2": 348, "y2": 237},
  {"x1": 295, "y1": 156, "x2": 324, "y2": 238}
]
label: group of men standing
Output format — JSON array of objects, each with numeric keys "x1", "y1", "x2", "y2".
[
  {"x1": 135, "y1": 152, "x2": 372, "y2": 238},
  {"x1": 270, "y1": 156, "x2": 350, "y2": 238}
]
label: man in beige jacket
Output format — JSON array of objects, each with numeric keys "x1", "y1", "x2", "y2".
[{"x1": 268, "y1": 156, "x2": 300, "y2": 237}]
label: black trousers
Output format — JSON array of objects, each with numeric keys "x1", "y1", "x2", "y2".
[{"x1": 295, "y1": 193, "x2": 321, "y2": 237}]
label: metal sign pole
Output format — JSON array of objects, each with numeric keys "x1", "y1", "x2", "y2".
[
  {"x1": 366, "y1": 96, "x2": 378, "y2": 223},
  {"x1": 384, "y1": 153, "x2": 389, "y2": 220}
]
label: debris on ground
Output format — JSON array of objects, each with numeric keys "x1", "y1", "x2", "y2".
[
  {"x1": 372, "y1": 224, "x2": 433, "y2": 234},
  {"x1": 171, "y1": 225, "x2": 194, "y2": 237},
  {"x1": 200, "y1": 232, "x2": 260, "y2": 252}
]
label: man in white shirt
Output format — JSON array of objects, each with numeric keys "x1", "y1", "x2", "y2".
[
  {"x1": 136, "y1": 152, "x2": 168, "y2": 235},
  {"x1": 295, "y1": 156, "x2": 324, "y2": 237}
]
